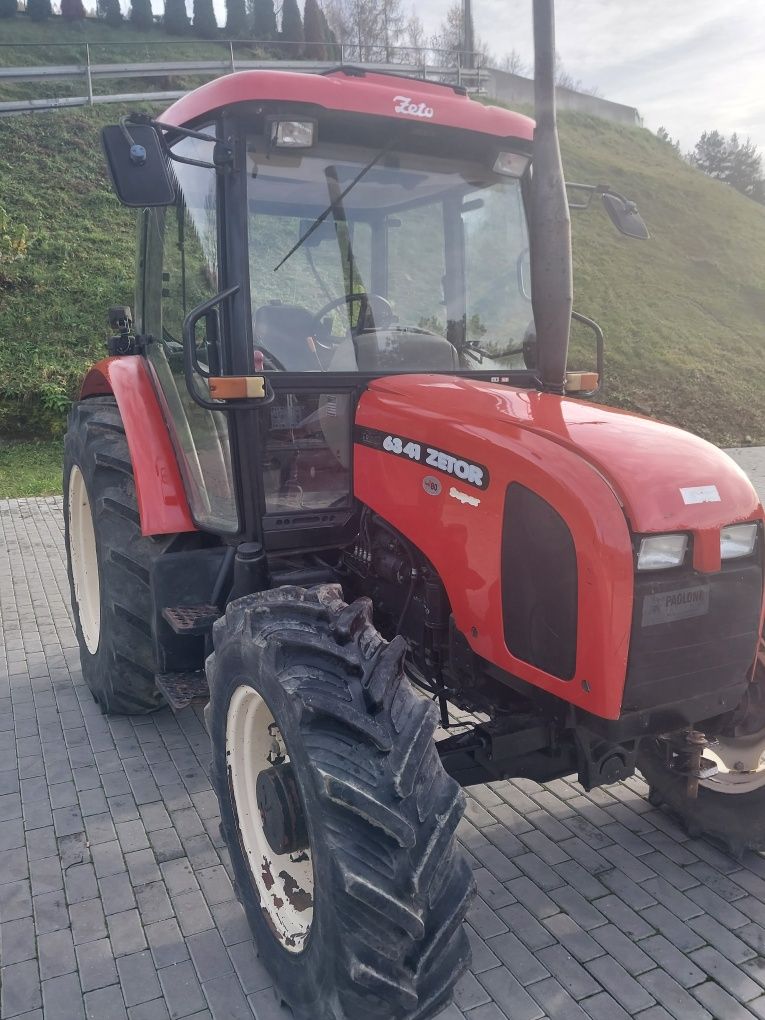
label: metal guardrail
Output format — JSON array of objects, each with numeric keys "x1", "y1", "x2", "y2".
[{"x1": 0, "y1": 39, "x2": 487, "y2": 115}]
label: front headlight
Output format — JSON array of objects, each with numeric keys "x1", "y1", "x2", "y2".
[
  {"x1": 721, "y1": 523, "x2": 757, "y2": 560},
  {"x1": 637, "y1": 534, "x2": 688, "y2": 571}
]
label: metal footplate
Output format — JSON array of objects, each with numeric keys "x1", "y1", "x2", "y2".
[
  {"x1": 162, "y1": 604, "x2": 220, "y2": 636},
  {"x1": 156, "y1": 671, "x2": 210, "y2": 711}
]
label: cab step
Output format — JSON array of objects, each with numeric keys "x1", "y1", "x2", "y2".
[
  {"x1": 156, "y1": 670, "x2": 210, "y2": 711},
  {"x1": 162, "y1": 604, "x2": 220, "y2": 636}
]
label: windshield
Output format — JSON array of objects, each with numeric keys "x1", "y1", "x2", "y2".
[{"x1": 246, "y1": 141, "x2": 533, "y2": 374}]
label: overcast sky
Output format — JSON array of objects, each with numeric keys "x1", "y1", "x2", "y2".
[{"x1": 415, "y1": 0, "x2": 765, "y2": 154}]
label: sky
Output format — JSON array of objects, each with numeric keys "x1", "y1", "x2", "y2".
[{"x1": 414, "y1": 0, "x2": 765, "y2": 154}]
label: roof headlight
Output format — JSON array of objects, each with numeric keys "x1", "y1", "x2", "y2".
[
  {"x1": 721, "y1": 523, "x2": 757, "y2": 560},
  {"x1": 270, "y1": 119, "x2": 316, "y2": 149},
  {"x1": 493, "y1": 152, "x2": 530, "y2": 178},
  {"x1": 637, "y1": 534, "x2": 688, "y2": 571}
]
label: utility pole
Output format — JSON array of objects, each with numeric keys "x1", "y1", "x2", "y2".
[{"x1": 462, "y1": 0, "x2": 475, "y2": 69}]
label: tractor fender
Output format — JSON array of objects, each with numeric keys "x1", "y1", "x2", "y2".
[{"x1": 80, "y1": 357, "x2": 197, "y2": 537}]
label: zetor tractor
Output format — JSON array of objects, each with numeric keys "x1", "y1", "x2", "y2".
[{"x1": 64, "y1": 3, "x2": 765, "y2": 1018}]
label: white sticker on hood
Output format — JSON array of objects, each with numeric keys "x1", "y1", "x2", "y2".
[{"x1": 680, "y1": 485, "x2": 721, "y2": 505}]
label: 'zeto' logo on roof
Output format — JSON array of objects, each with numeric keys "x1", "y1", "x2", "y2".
[{"x1": 394, "y1": 96, "x2": 434, "y2": 119}]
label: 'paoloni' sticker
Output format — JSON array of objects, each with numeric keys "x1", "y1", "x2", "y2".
[{"x1": 355, "y1": 427, "x2": 489, "y2": 491}]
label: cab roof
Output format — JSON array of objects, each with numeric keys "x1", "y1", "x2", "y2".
[{"x1": 161, "y1": 68, "x2": 535, "y2": 143}]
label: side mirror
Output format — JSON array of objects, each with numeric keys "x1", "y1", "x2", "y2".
[
  {"x1": 601, "y1": 192, "x2": 650, "y2": 240},
  {"x1": 101, "y1": 124, "x2": 176, "y2": 208}
]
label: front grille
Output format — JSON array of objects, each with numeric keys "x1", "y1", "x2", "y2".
[
  {"x1": 623, "y1": 562, "x2": 763, "y2": 715},
  {"x1": 501, "y1": 483, "x2": 578, "y2": 681}
]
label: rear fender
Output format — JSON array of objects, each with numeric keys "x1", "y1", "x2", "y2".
[{"x1": 80, "y1": 357, "x2": 196, "y2": 537}]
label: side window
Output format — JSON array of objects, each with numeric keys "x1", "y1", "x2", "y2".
[
  {"x1": 143, "y1": 136, "x2": 238, "y2": 533},
  {"x1": 462, "y1": 183, "x2": 532, "y2": 349}
]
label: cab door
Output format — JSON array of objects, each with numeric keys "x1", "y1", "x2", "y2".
[{"x1": 139, "y1": 133, "x2": 239, "y2": 534}]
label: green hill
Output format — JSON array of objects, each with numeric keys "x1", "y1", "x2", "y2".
[{"x1": 0, "y1": 61, "x2": 764, "y2": 444}]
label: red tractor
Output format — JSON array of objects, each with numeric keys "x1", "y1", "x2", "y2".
[{"x1": 64, "y1": 3, "x2": 765, "y2": 1017}]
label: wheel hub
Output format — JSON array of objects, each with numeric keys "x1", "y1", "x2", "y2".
[{"x1": 256, "y1": 763, "x2": 309, "y2": 855}]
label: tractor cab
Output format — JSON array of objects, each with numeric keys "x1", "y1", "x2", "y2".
[{"x1": 103, "y1": 69, "x2": 550, "y2": 547}]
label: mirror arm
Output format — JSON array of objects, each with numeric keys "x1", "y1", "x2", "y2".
[
  {"x1": 571, "y1": 310, "x2": 604, "y2": 396},
  {"x1": 183, "y1": 286, "x2": 238, "y2": 410},
  {"x1": 121, "y1": 113, "x2": 233, "y2": 171},
  {"x1": 182, "y1": 286, "x2": 274, "y2": 411}
]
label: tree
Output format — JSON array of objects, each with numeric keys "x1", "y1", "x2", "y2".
[
  {"x1": 728, "y1": 135, "x2": 762, "y2": 198},
  {"x1": 324, "y1": 0, "x2": 402, "y2": 62},
  {"x1": 280, "y1": 0, "x2": 303, "y2": 56},
  {"x1": 193, "y1": 0, "x2": 217, "y2": 36},
  {"x1": 691, "y1": 129, "x2": 730, "y2": 181},
  {"x1": 499, "y1": 49, "x2": 529, "y2": 75},
  {"x1": 303, "y1": 0, "x2": 326, "y2": 58},
  {"x1": 225, "y1": 0, "x2": 248, "y2": 37},
  {"x1": 61, "y1": 0, "x2": 86, "y2": 17},
  {"x1": 429, "y1": 3, "x2": 489, "y2": 68},
  {"x1": 380, "y1": 0, "x2": 405, "y2": 61},
  {"x1": 165, "y1": 0, "x2": 190, "y2": 33},
  {"x1": 656, "y1": 126, "x2": 682, "y2": 157},
  {"x1": 691, "y1": 129, "x2": 765, "y2": 203},
  {"x1": 555, "y1": 53, "x2": 599, "y2": 96},
  {"x1": 100, "y1": 0, "x2": 122, "y2": 24},
  {"x1": 406, "y1": 12, "x2": 425, "y2": 53},
  {"x1": 27, "y1": 0, "x2": 52, "y2": 19},
  {"x1": 0, "y1": 0, "x2": 17, "y2": 17},
  {"x1": 130, "y1": 0, "x2": 154, "y2": 29},
  {"x1": 250, "y1": 0, "x2": 277, "y2": 40},
  {"x1": 319, "y1": 4, "x2": 339, "y2": 59}
]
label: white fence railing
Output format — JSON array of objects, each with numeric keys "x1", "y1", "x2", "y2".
[{"x1": 0, "y1": 40, "x2": 488, "y2": 115}]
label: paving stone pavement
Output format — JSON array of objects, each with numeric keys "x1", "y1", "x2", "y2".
[{"x1": 4, "y1": 495, "x2": 765, "y2": 1020}]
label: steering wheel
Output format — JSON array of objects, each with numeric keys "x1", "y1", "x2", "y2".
[{"x1": 310, "y1": 292, "x2": 395, "y2": 343}]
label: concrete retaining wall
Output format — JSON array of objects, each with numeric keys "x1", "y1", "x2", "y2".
[{"x1": 484, "y1": 67, "x2": 642, "y2": 127}]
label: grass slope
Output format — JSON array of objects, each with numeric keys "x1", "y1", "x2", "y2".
[
  {"x1": 0, "y1": 66, "x2": 763, "y2": 448},
  {"x1": 0, "y1": 439, "x2": 62, "y2": 498}
]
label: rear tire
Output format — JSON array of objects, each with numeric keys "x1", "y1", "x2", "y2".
[
  {"x1": 63, "y1": 397, "x2": 191, "y2": 714},
  {"x1": 207, "y1": 584, "x2": 475, "y2": 1020}
]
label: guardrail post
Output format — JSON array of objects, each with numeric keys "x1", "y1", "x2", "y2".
[
  {"x1": 85, "y1": 43, "x2": 94, "y2": 105},
  {"x1": 229, "y1": 41, "x2": 236, "y2": 73}
]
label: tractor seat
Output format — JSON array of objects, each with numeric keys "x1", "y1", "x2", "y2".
[{"x1": 254, "y1": 303, "x2": 318, "y2": 371}]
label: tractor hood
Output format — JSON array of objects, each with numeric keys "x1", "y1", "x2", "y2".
[{"x1": 360, "y1": 375, "x2": 762, "y2": 569}]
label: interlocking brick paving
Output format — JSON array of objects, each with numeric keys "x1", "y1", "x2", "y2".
[{"x1": 3, "y1": 494, "x2": 765, "y2": 1020}]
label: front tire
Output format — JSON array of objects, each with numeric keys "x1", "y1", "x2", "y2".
[
  {"x1": 639, "y1": 735, "x2": 765, "y2": 857},
  {"x1": 638, "y1": 645, "x2": 765, "y2": 858},
  {"x1": 207, "y1": 585, "x2": 474, "y2": 1020}
]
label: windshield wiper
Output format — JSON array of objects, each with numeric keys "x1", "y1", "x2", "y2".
[{"x1": 273, "y1": 134, "x2": 402, "y2": 273}]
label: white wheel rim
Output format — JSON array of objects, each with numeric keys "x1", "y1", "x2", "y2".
[
  {"x1": 68, "y1": 465, "x2": 101, "y2": 655},
  {"x1": 226, "y1": 685, "x2": 314, "y2": 953},
  {"x1": 700, "y1": 728, "x2": 765, "y2": 794}
]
